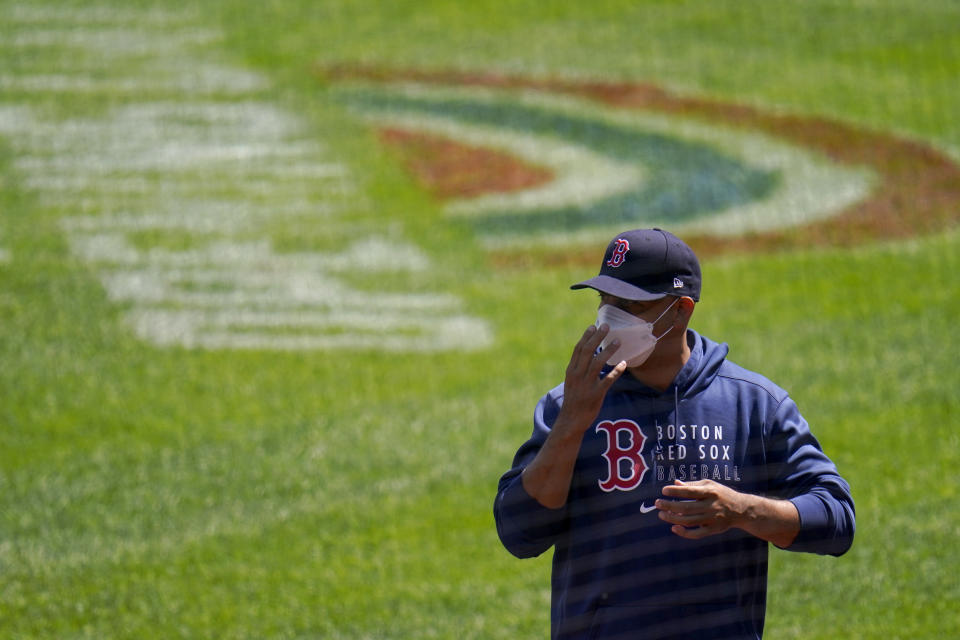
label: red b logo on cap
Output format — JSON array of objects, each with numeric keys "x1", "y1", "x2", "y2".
[{"x1": 606, "y1": 238, "x2": 630, "y2": 268}]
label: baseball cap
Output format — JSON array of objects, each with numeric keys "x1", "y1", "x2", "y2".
[{"x1": 571, "y1": 228, "x2": 701, "y2": 302}]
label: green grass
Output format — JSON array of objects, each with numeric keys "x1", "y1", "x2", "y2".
[
  {"x1": 1, "y1": 1, "x2": 958, "y2": 638},
  {"x1": 216, "y1": 0, "x2": 960, "y2": 152}
]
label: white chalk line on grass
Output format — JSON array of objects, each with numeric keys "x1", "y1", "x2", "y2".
[
  {"x1": 10, "y1": 27, "x2": 223, "y2": 54},
  {"x1": 2, "y1": 4, "x2": 492, "y2": 353},
  {"x1": 69, "y1": 235, "x2": 431, "y2": 272},
  {"x1": 0, "y1": 67, "x2": 269, "y2": 95},
  {"x1": 7, "y1": 4, "x2": 190, "y2": 25},
  {"x1": 60, "y1": 200, "x2": 336, "y2": 234}
]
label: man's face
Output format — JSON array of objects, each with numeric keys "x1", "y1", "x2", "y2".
[{"x1": 598, "y1": 293, "x2": 675, "y2": 323}]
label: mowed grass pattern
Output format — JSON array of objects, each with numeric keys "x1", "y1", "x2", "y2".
[{"x1": 1, "y1": 1, "x2": 959, "y2": 638}]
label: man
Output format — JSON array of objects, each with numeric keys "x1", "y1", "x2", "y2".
[{"x1": 494, "y1": 228, "x2": 855, "y2": 639}]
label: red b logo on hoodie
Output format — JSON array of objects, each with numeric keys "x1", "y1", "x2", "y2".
[{"x1": 596, "y1": 419, "x2": 648, "y2": 491}]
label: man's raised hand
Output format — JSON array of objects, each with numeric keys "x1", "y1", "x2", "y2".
[{"x1": 558, "y1": 324, "x2": 627, "y2": 431}]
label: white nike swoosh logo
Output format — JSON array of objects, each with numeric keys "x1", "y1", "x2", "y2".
[{"x1": 639, "y1": 503, "x2": 657, "y2": 514}]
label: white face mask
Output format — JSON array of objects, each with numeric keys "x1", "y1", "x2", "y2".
[{"x1": 596, "y1": 298, "x2": 678, "y2": 367}]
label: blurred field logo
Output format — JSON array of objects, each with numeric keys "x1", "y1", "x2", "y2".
[
  {"x1": 326, "y1": 66, "x2": 960, "y2": 257},
  {"x1": 1, "y1": 6, "x2": 491, "y2": 353},
  {"x1": 5, "y1": 3, "x2": 959, "y2": 354}
]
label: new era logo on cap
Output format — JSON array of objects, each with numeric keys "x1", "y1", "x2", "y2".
[{"x1": 674, "y1": 277, "x2": 684, "y2": 289}]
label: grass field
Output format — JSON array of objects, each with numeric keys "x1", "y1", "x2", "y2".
[{"x1": 1, "y1": 1, "x2": 958, "y2": 638}]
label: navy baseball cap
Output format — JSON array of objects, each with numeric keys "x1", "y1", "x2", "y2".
[{"x1": 571, "y1": 228, "x2": 701, "y2": 301}]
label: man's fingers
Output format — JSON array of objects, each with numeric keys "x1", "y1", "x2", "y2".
[
  {"x1": 594, "y1": 335, "x2": 621, "y2": 368},
  {"x1": 568, "y1": 325, "x2": 600, "y2": 372},
  {"x1": 588, "y1": 324, "x2": 611, "y2": 363},
  {"x1": 662, "y1": 480, "x2": 711, "y2": 499},
  {"x1": 657, "y1": 508, "x2": 709, "y2": 526},
  {"x1": 570, "y1": 324, "x2": 617, "y2": 379},
  {"x1": 669, "y1": 524, "x2": 715, "y2": 540},
  {"x1": 600, "y1": 359, "x2": 627, "y2": 387},
  {"x1": 656, "y1": 498, "x2": 712, "y2": 526},
  {"x1": 660, "y1": 504, "x2": 725, "y2": 538},
  {"x1": 655, "y1": 498, "x2": 704, "y2": 515}
]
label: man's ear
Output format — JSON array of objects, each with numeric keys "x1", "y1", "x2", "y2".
[{"x1": 677, "y1": 297, "x2": 696, "y2": 326}]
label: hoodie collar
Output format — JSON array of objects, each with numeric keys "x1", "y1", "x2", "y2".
[{"x1": 608, "y1": 330, "x2": 726, "y2": 398}]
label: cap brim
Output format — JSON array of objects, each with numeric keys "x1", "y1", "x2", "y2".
[{"x1": 570, "y1": 275, "x2": 666, "y2": 301}]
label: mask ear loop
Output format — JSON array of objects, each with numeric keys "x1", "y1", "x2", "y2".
[{"x1": 652, "y1": 297, "x2": 680, "y2": 341}]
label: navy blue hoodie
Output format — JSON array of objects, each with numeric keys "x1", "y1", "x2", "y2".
[{"x1": 494, "y1": 330, "x2": 855, "y2": 639}]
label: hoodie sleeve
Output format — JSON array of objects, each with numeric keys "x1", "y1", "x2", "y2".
[
  {"x1": 493, "y1": 390, "x2": 569, "y2": 559},
  {"x1": 765, "y1": 396, "x2": 856, "y2": 556}
]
